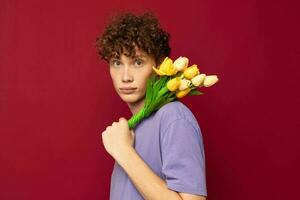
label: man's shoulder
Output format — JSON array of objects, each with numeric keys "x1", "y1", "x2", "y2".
[
  {"x1": 153, "y1": 101, "x2": 203, "y2": 142},
  {"x1": 155, "y1": 100, "x2": 199, "y2": 128},
  {"x1": 157, "y1": 100, "x2": 185, "y2": 115}
]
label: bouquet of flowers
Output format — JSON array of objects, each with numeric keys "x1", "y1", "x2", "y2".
[{"x1": 127, "y1": 56, "x2": 219, "y2": 129}]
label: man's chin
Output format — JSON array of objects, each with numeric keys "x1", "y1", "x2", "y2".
[{"x1": 119, "y1": 94, "x2": 140, "y2": 104}]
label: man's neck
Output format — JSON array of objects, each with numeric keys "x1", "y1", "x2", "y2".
[{"x1": 128, "y1": 98, "x2": 145, "y2": 116}]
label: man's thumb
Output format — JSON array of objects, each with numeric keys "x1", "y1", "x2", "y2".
[{"x1": 131, "y1": 130, "x2": 135, "y2": 137}]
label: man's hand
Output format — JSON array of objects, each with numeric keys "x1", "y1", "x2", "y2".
[
  {"x1": 179, "y1": 192, "x2": 207, "y2": 200},
  {"x1": 101, "y1": 117, "x2": 135, "y2": 160}
]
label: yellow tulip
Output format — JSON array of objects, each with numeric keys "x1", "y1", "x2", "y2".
[
  {"x1": 173, "y1": 56, "x2": 189, "y2": 71},
  {"x1": 167, "y1": 77, "x2": 181, "y2": 91},
  {"x1": 179, "y1": 78, "x2": 191, "y2": 90},
  {"x1": 183, "y1": 64, "x2": 200, "y2": 79},
  {"x1": 176, "y1": 87, "x2": 191, "y2": 98},
  {"x1": 203, "y1": 75, "x2": 219, "y2": 87},
  {"x1": 191, "y1": 74, "x2": 206, "y2": 87},
  {"x1": 152, "y1": 57, "x2": 177, "y2": 76}
]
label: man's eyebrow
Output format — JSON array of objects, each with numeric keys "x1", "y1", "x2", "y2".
[
  {"x1": 109, "y1": 54, "x2": 145, "y2": 62},
  {"x1": 134, "y1": 54, "x2": 146, "y2": 58},
  {"x1": 110, "y1": 57, "x2": 120, "y2": 61}
]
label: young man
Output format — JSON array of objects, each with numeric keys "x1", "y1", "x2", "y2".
[{"x1": 96, "y1": 12, "x2": 207, "y2": 200}]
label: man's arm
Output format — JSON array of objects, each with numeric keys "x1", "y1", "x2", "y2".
[{"x1": 115, "y1": 146, "x2": 206, "y2": 200}]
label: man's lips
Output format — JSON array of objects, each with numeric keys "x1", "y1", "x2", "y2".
[
  {"x1": 119, "y1": 87, "x2": 137, "y2": 90},
  {"x1": 119, "y1": 87, "x2": 137, "y2": 94}
]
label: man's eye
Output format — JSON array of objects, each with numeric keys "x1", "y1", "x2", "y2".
[
  {"x1": 135, "y1": 59, "x2": 143, "y2": 66},
  {"x1": 111, "y1": 60, "x2": 121, "y2": 67}
]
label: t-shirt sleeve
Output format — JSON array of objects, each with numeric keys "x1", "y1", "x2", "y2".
[{"x1": 160, "y1": 118, "x2": 207, "y2": 197}]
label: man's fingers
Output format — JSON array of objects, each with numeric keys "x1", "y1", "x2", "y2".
[{"x1": 119, "y1": 117, "x2": 128, "y2": 124}]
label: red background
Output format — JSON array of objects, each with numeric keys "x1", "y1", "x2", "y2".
[{"x1": 0, "y1": 0, "x2": 299, "y2": 199}]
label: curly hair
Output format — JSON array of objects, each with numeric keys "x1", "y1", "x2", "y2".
[{"x1": 95, "y1": 11, "x2": 171, "y2": 65}]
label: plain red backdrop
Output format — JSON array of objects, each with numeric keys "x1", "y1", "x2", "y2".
[{"x1": 0, "y1": 0, "x2": 299, "y2": 199}]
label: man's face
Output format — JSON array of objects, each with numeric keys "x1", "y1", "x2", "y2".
[{"x1": 109, "y1": 47, "x2": 157, "y2": 104}]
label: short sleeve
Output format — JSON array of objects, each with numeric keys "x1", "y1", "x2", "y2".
[{"x1": 160, "y1": 118, "x2": 207, "y2": 196}]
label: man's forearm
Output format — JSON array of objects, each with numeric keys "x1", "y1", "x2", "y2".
[{"x1": 114, "y1": 147, "x2": 182, "y2": 200}]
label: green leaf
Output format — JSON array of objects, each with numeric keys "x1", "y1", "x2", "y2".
[
  {"x1": 145, "y1": 76, "x2": 155, "y2": 107},
  {"x1": 157, "y1": 85, "x2": 169, "y2": 98},
  {"x1": 152, "y1": 76, "x2": 169, "y2": 101},
  {"x1": 188, "y1": 89, "x2": 204, "y2": 96}
]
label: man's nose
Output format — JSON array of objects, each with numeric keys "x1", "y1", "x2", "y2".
[{"x1": 122, "y1": 66, "x2": 133, "y2": 82}]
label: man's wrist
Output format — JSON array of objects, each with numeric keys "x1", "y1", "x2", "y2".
[{"x1": 113, "y1": 145, "x2": 136, "y2": 164}]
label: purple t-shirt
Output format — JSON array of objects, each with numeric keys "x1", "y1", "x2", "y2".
[{"x1": 109, "y1": 100, "x2": 207, "y2": 199}]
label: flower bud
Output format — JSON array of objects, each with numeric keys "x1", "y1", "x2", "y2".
[
  {"x1": 179, "y1": 78, "x2": 191, "y2": 90},
  {"x1": 174, "y1": 56, "x2": 189, "y2": 71},
  {"x1": 203, "y1": 75, "x2": 219, "y2": 87},
  {"x1": 191, "y1": 74, "x2": 206, "y2": 87},
  {"x1": 176, "y1": 88, "x2": 191, "y2": 98},
  {"x1": 152, "y1": 57, "x2": 177, "y2": 76},
  {"x1": 167, "y1": 77, "x2": 181, "y2": 91},
  {"x1": 183, "y1": 64, "x2": 200, "y2": 79}
]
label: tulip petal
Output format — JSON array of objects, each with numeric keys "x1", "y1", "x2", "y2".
[
  {"x1": 203, "y1": 75, "x2": 219, "y2": 87},
  {"x1": 152, "y1": 66, "x2": 167, "y2": 76}
]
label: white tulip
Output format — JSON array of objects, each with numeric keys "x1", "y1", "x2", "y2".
[
  {"x1": 203, "y1": 75, "x2": 219, "y2": 87},
  {"x1": 191, "y1": 74, "x2": 206, "y2": 87},
  {"x1": 179, "y1": 78, "x2": 191, "y2": 90},
  {"x1": 173, "y1": 56, "x2": 189, "y2": 71}
]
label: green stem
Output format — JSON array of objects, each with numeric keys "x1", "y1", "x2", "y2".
[{"x1": 128, "y1": 107, "x2": 146, "y2": 129}]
